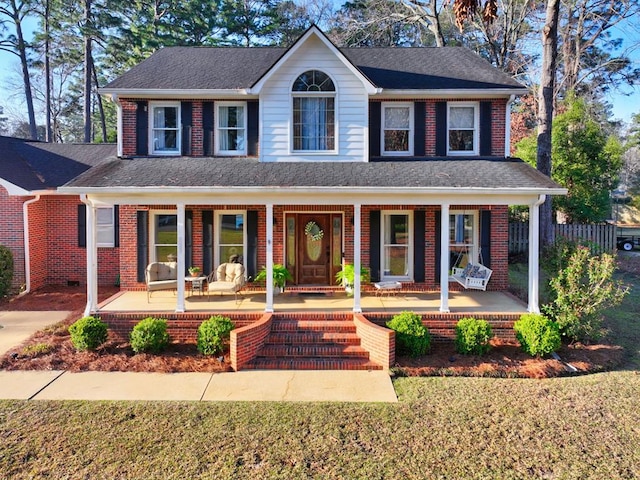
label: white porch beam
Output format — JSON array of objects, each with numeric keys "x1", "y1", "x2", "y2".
[
  {"x1": 440, "y1": 204, "x2": 450, "y2": 313},
  {"x1": 528, "y1": 195, "x2": 545, "y2": 313},
  {"x1": 353, "y1": 204, "x2": 362, "y2": 313},
  {"x1": 176, "y1": 203, "x2": 186, "y2": 313},
  {"x1": 265, "y1": 204, "x2": 274, "y2": 313},
  {"x1": 83, "y1": 198, "x2": 98, "y2": 317}
]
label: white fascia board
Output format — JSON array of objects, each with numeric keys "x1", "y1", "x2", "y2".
[
  {"x1": 0, "y1": 178, "x2": 31, "y2": 195},
  {"x1": 249, "y1": 26, "x2": 378, "y2": 95},
  {"x1": 66, "y1": 185, "x2": 567, "y2": 207},
  {"x1": 374, "y1": 88, "x2": 529, "y2": 98},
  {"x1": 99, "y1": 88, "x2": 252, "y2": 100}
]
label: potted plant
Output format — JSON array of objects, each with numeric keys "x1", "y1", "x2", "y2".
[
  {"x1": 188, "y1": 266, "x2": 201, "y2": 277},
  {"x1": 335, "y1": 264, "x2": 370, "y2": 295},
  {"x1": 254, "y1": 264, "x2": 293, "y2": 294}
]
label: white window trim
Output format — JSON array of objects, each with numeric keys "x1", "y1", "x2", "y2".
[
  {"x1": 290, "y1": 70, "x2": 338, "y2": 155},
  {"x1": 448, "y1": 210, "x2": 479, "y2": 276},
  {"x1": 380, "y1": 210, "x2": 413, "y2": 281},
  {"x1": 150, "y1": 210, "x2": 177, "y2": 263},
  {"x1": 215, "y1": 101, "x2": 247, "y2": 156},
  {"x1": 96, "y1": 206, "x2": 115, "y2": 248},
  {"x1": 149, "y1": 101, "x2": 181, "y2": 156},
  {"x1": 214, "y1": 210, "x2": 247, "y2": 267},
  {"x1": 447, "y1": 101, "x2": 479, "y2": 156},
  {"x1": 381, "y1": 102, "x2": 414, "y2": 156}
]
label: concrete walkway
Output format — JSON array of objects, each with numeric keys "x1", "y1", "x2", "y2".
[{"x1": 0, "y1": 311, "x2": 397, "y2": 403}]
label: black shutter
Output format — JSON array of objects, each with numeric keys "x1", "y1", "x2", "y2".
[
  {"x1": 369, "y1": 102, "x2": 381, "y2": 158},
  {"x1": 203, "y1": 101, "x2": 214, "y2": 155},
  {"x1": 369, "y1": 210, "x2": 381, "y2": 282},
  {"x1": 246, "y1": 210, "x2": 258, "y2": 280},
  {"x1": 114, "y1": 205, "x2": 120, "y2": 248},
  {"x1": 185, "y1": 210, "x2": 193, "y2": 273},
  {"x1": 435, "y1": 213, "x2": 441, "y2": 283},
  {"x1": 135, "y1": 101, "x2": 148, "y2": 155},
  {"x1": 136, "y1": 211, "x2": 149, "y2": 282},
  {"x1": 78, "y1": 204, "x2": 86, "y2": 248},
  {"x1": 202, "y1": 211, "x2": 213, "y2": 275},
  {"x1": 181, "y1": 101, "x2": 192, "y2": 156},
  {"x1": 247, "y1": 100, "x2": 259, "y2": 156},
  {"x1": 414, "y1": 102, "x2": 426, "y2": 157},
  {"x1": 480, "y1": 101, "x2": 492, "y2": 156},
  {"x1": 435, "y1": 101, "x2": 447, "y2": 156},
  {"x1": 413, "y1": 210, "x2": 425, "y2": 282},
  {"x1": 480, "y1": 210, "x2": 492, "y2": 268}
]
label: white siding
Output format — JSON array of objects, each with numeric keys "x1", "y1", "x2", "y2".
[{"x1": 260, "y1": 36, "x2": 369, "y2": 162}]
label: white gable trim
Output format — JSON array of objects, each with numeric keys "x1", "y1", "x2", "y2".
[
  {"x1": 249, "y1": 26, "x2": 379, "y2": 95},
  {"x1": 0, "y1": 177, "x2": 31, "y2": 196}
]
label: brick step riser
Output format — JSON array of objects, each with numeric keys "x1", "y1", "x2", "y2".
[
  {"x1": 270, "y1": 323, "x2": 357, "y2": 333},
  {"x1": 259, "y1": 345, "x2": 370, "y2": 358},
  {"x1": 244, "y1": 358, "x2": 383, "y2": 371},
  {"x1": 265, "y1": 333, "x2": 361, "y2": 345}
]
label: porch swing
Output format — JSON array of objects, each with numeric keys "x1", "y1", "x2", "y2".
[{"x1": 449, "y1": 215, "x2": 492, "y2": 291}]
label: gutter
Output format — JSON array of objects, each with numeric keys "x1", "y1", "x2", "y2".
[{"x1": 18, "y1": 194, "x2": 41, "y2": 296}]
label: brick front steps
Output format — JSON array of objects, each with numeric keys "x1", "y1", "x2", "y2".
[{"x1": 242, "y1": 316, "x2": 384, "y2": 371}]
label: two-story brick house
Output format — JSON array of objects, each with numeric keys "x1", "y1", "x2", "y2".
[{"x1": 56, "y1": 26, "x2": 563, "y2": 319}]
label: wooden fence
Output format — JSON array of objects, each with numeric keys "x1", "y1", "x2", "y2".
[{"x1": 509, "y1": 223, "x2": 616, "y2": 254}]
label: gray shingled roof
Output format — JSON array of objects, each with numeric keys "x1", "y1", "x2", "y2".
[
  {"x1": 63, "y1": 156, "x2": 561, "y2": 192},
  {"x1": 0, "y1": 136, "x2": 117, "y2": 191},
  {"x1": 103, "y1": 46, "x2": 524, "y2": 92}
]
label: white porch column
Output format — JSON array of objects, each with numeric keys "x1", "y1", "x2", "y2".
[
  {"x1": 265, "y1": 203, "x2": 274, "y2": 313},
  {"x1": 353, "y1": 204, "x2": 362, "y2": 313},
  {"x1": 440, "y1": 203, "x2": 450, "y2": 313},
  {"x1": 528, "y1": 195, "x2": 545, "y2": 313},
  {"x1": 176, "y1": 203, "x2": 186, "y2": 313},
  {"x1": 83, "y1": 198, "x2": 98, "y2": 317}
]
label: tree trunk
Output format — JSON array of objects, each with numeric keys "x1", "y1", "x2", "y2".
[
  {"x1": 537, "y1": 0, "x2": 560, "y2": 247},
  {"x1": 83, "y1": 0, "x2": 92, "y2": 143},
  {"x1": 92, "y1": 61, "x2": 107, "y2": 142},
  {"x1": 44, "y1": 0, "x2": 52, "y2": 142}
]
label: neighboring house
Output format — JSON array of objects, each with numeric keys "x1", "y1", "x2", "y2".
[
  {"x1": 0, "y1": 136, "x2": 118, "y2": 293},
  {"x1": 51, "y1": 26, "x2": 562, "y2": 316}
]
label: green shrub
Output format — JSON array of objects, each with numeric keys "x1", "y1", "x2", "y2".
[
  {"x1": 386, "y1": 311, "x2": 431, "y2": 357},
  {"x1": 130, "y1": 317, "x2": 170, "y2": 353},
  {"x1": 68, "y1": 316, "x2": 108, "y2": 351},
  {"x1": 455, "y1": 317, "x2": 493, "y2": 355},
  {"x1": 513, "y1": 313, "x2": 561, "y2": 357},
  {"x1": 197, "y1": 315, "x2": 235, "y2": 356},
  {"x1": 0, "y1": 245, "x2": 13, "y2": 299},
  {"x1": 543, "y1": 246, "x2": 628, "y2": 342},
  {"x1": 22, "y1": 343, "x2": 53, "y2": 357}
]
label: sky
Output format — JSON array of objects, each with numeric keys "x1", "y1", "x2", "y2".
[{"x1": 1, "y1": 13, "x2": 639, "y2": 129}]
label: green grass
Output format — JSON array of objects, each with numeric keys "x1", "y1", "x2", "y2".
[{"x1": 1, "y1": 262, "x2": 639, "y2": 479}]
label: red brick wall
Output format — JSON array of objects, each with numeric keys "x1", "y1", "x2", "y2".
[
  {"x1": 354, "y1": 313, "x2": 395, "y2": 368},
  {"x1": 0, "y1": 186, "x2": 27, "y2": 291},
  {"x1": 230, "y1": 313, "x2": 273, "y2": 370}
]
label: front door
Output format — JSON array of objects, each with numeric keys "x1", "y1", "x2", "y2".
[{"x1": 286, "y1": 213, "x2": 342, "y2": 285}]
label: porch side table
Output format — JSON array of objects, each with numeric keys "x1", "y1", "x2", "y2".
[{"x1": 186, "y1": 276, "x2": 207, "y2": 297}]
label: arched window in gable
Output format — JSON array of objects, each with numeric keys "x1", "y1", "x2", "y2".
[{"x1": 292, "y1": 70, "x2": 336, "y2": 151}]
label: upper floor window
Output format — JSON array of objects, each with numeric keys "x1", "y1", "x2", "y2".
[
  {"x1": 216, "y1": 102, "x2": 246, "y2": 155},
  {"x1": 292, "y1": 70, "x2": 335, "y2": 152},
  {"x1": 150, "y1": 102, "x2": 180, "y2": 155},
  {"x1": 382, "y1": 103, "x2": 413, "y2": 155},
  {"x1": 448, "y1": 102, "x2": 478, "y2": 155}
]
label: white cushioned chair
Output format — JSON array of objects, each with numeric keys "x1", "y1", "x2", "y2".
[
  {"x1": 145, "y1": 262, "x2": 178, "y2": 301},
  {"x1": 206, "y1": 263, "x2": 246, "y2": 300}
]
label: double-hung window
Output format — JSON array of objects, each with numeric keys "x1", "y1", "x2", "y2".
[
  {"x1": 216, "y1": 212, "x2": 246, "y2": 266},
  {"x1": 151, "y1": 212, "x2": 177, "y2": 262},
  {"x1": 381, "y1": 211, "x2": 413, "y2": 280},
  {"x1": 382, "y1": 103, "x2": 413, "y2": 155},
  {"x1": 448, "y1": 102, "x2": 479, "y2": 155},
  {"x1": 292, "y1": 70, "x2": 336, "y2": 152},
  {"x1": 150, "y1": 102, "x2": 180, "y2": 155},
  {"x1": 449, "y1": 211, "x2": 478, "y2": 272},
  {"x1": 216, "y1": 102, "x2": 246, "y2": 155},
  {"x1": 96, "y1": 207, "x2": 115, "y2": 248}
]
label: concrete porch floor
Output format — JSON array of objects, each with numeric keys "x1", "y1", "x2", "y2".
[{"x1": 98, "y1": 289, "x2": 527, "y2": 314}]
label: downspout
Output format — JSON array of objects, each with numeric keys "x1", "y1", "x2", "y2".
[
  {"x1": 18, "y1": 194, "x2": 41, "y2": 296},
  {"x1": 505, "y1": 95, "x2": 516, "y2": 157}
]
